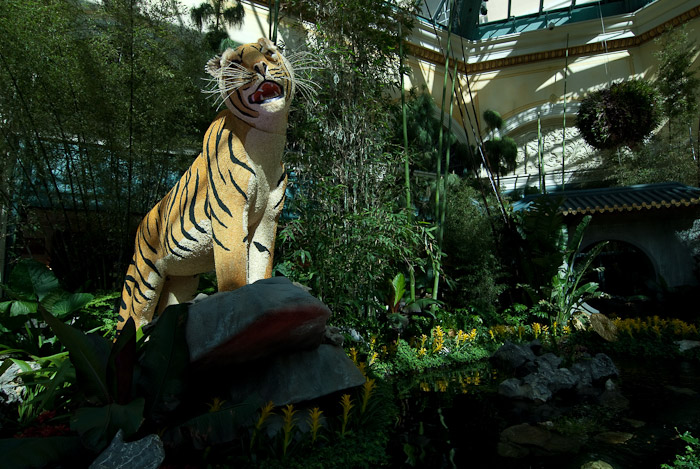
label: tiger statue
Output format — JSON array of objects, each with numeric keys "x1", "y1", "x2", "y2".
[{"x1": 118, "y1": 38, "x2": 295, "y2": 330}]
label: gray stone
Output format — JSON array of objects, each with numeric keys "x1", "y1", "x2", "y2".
[
  {"x1": 590, "y1": 353, "x2": 618, "y2": 382},
  {"x1": 589, "y1": 313, "x2": 618, "y2": 342},
  {"x1": 491, "y1": 341, "x2": 537, "y2": 372},
  {"x1": 522, "y1": 373, "x2": 554, "y2": 402},
  {"x1": 500, "y1": 423, "x2": 584, "y2": 454},
  {"x1": 536, "y1": 352, "x2": 563, "y2": 370},
  {"x1": 499, "y1": 378, "x2": 527, "y2": 399},
  {"x1": 0, "y1": 362, "x2": 39, "y2": 405},
  {"x1": 547, "y1": 367, "x2": 577, "y2": 393},
  {"x1": 186, "y1": 277, "x2": 330, "y2": 366},
  {"x1": 227, "y1": 344, "x2": 366, "y2": 406},
  {"x1": 89, "y1": 429, "x2": 164, "y2": 469},
  {"x1": 676, "y1": 340, "x2": 700, "y2": 353},
  {"x1": 593, "y1": 431, "x2": 634, "y2": 445},
  {"x1": 581, "y1": 461, "x2": 614, "y2": 469}
]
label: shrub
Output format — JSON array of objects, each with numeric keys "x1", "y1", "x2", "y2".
[{"x1": 576, "y1": 79, "x2": 661, "y2": 150}]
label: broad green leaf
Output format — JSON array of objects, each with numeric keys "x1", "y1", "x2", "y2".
[
  {"x1": 7, "y1": 259, "x2": 60, "y2": 302},
  {"x1": 0, "y1": 436, "x2": 83, "y2": 469},
  {"x1": 138, "y1": 304, "x2": 189, "y2": 420},
  {"x1": 108, "y1": 317, "x2": 136, "y2": 405},
  {"x1": 42, "y1": 291, "x2": 94, "y2": 318},
  {"x1": 10, "y1": 300, "x2": 37, "y2": 317},
  {"x1": 71, "y1": 398, "x2": 145, "y2": 452},
  {"x1": 40, "y1": 309, "x2": 111, "y2": 405},
  {"x1": 25, "y1": 260, "x2": 60, "y2": 302},
  {"x1": 391, "y1": 273, "x2": 406, "y2": 308}
]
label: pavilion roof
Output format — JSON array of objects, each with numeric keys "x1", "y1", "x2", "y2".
[{"x1": 512, "y1": 182, "x2": 700, "y2": 215}]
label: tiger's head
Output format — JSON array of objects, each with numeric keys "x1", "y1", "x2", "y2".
[{"x1": 206, "y1": 38, "x2": 294, "y2": 133}]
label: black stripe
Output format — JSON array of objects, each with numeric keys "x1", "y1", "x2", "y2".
[
  {"x1": 243, "y1": 235, "x2": 248, "y2": 243},
  {"x1": 163, "y1": 234, "x2": 185, "y2": 259},
  {"x1": 177, "y1": 173, "x2": 198, "y2": 242},
  {"x1": 133, "y1": 282, "x2": 148, "y2": 302},
  {"x1": 206, "y1": 138, "x2": 233, "y2": 218},
  {"x1": 212, "y1": 231, "x2": 231, "y2": 251},
  {"x1": 125, "y1": 274, "x2": 136, "y2": 283},
  {"x1": 138, "y1": 243, "x2": 161, "y2": 278},
  {"x1": 227, "y1": 133, "x2": 255, "y2": 174},
  {"x1": 140, "y1": 230, "x2": 158, "y2": 255},
  {"x1": 274, "y1": 193, "x2": 285, "y2": 209},
  {"x1": 214, "y1": 121, "x2": 227, "y2": 182},
  {"x1": 134, "y1": 264, "x2": 155, "y2": 291},
  {"x1": 233, "y1": 90, "x2": 256, "y2": 117},
  {"x1": 253, "y1": 242, "x2": 270, "y2": 253},
  {"x1": 170, "y1": 230, "x2": 193, "y2": 253},
  {"x1": 228, "y1": 169, "x2": 248, "y2": 201},
  {"x1": 276, "y1": 170, "x2": 287, "y2": 187},
  {"x1": 210, "y1": 207, "x2": 228, "y2": 228},
  {"x1": 124, "y1": 282, "x2": 132, "y2": 296},
  {"x1": 118, "y1": 312, "x2": 125, "y2": 320},
  {"x1": 189, "y1": 171, "x2": 207, "y2": 234}
]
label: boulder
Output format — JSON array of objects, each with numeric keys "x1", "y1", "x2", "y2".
[
  {"x1": 89, "y1": 430, "x2": 164, "y2": 469},
  {"x1": 589, "y1": 313, "x2": 618, "y2": 342},
  {"x1": 499, "y1": 423, "x2": 584, "y2": 455},
  {"x1": 227, "y1": 344, "x2": 366, "y2": 406},
  {"x1": 589, "y1": 353, "x2": 618, "y2": 382},
  {"x1": 491, "y1": 341, "x2": 537, "y2": 373},
  {"x1": 186, "y1": 277, "x2": 330, "y2": 367},
  {"x1": 581, "y1": 461, "x2": 614, "y2": 469}
]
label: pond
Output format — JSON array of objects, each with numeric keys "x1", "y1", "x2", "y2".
[{"x1": 390, "y1": 357, "x2": 700, "y2": 468}]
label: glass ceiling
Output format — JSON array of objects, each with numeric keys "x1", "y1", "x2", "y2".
[{"x1": 419, "y1": 0, "x2": 657, "y2": 39}]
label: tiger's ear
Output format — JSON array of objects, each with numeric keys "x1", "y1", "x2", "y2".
[
  {"x1": 258, "y1": 37, "x2": 278, "y2": 55},
  {"x1": 206, "y1": 49, "x2": 237, "y2": 77}
]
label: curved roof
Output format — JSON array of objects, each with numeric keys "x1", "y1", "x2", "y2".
[{"x1": 513, "y1": 182, "x2": 700, "y2": 215}]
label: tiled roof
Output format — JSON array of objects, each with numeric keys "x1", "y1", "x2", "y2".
[{"x1": 513, "y1": 183, "x2": 700, "y2": 215}]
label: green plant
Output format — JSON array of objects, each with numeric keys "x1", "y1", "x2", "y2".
[
  {"x1": 662, "y1": 430, "x2": 700, "y2": 469},
  {"x1": 0, "y1": 259, "x2": 93, "y2": 355},
  {"x1": 576, "y1": 79, "x2": 661, "y2": 151},
  {"x1": 522, "y1": 215, "x2": 606, "y2": 326}
]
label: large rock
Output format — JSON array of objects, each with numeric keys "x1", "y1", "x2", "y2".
[
  {"x1": 186, "y1": 277, "x2": 330, "y2": 367},
  {"x1": 499, "y1": 423, "x2": 585, "y2": 456},
  {"x1": 494, "y1": 342, "x2": 616, "y2": 402},
  {"x1": 227, "y1": 344, "x2": 366, "y2": 406},
  {"x1": 89, "y1": 430, "x2": 164, "y2": 469},
  {"x1": 589, "y1": 313, "x2": 618, "y2": 342},
  {"x1": 490, "y1": 341, "x2": 537, "y2": 373}
]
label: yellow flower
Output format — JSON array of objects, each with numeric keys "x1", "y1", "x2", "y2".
[
  {"x1": 340, "y1": 394, "x2": 354, "y2": 436},
  {"x1": 349, "y1": 347, "x2": 358, "y2": 364},
  {"x1": 361, "y1": 378, "x2": 376, "y2": 414},
  {"x1": 207, "y1": 397, "x2": 225, "y2": 413},
  {"x1": 432, "y1": 326, "x2": 445, "y2": 353},
  {"x1": 281, "y1": 404, "x2": 298, "y2": 455},
  {"x1": 532, "y1": 322, "x2": 542, "y2": 338},
  {"x1": 307, "y1": 407, "x2": 323, "y2": 443},
  {"x1": 420, "y1": 334, "x2": 428, "y2": 348},
  {"x1": 417, "y1": 347, "x2": 427, "y2": 357},
  {"x1": 368, "y1": 351, "x2": 379, "y2": 366},
  {"x1": 251, "y1": 401, "x2": 275, "y2": 450}
]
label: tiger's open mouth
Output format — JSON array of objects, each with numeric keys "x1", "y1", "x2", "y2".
[{"x1": 249, "y1": 81, "x2": 283, "y2": 104}]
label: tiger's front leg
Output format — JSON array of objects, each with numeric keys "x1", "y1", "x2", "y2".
[
  {"x1": 212, "y1": 200, "x2": 249, "y2": 292},
  {"x1": 247, "y1": 176, "x2": 286, "y2": 283}
]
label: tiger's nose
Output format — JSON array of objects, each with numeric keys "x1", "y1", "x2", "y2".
[{"x1": 254, "y1": 61, "x2": 267, "y2": 76}]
